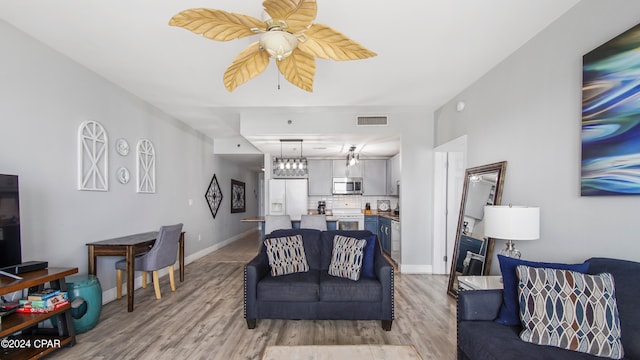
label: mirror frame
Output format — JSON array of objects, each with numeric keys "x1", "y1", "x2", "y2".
[{"x1": 447, "y1": 161, "x2": 507, "y2": 298}]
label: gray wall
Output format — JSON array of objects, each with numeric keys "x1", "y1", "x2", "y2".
[
  {"x1": 399, "y1": 112, "x2": 435, "y2": 272},
  {"x1": 0, "y1": 20, "x2": 257, "y2": 292},
  {"x1": 435, "y1": 0, "x2": 640, "y2": 272}
]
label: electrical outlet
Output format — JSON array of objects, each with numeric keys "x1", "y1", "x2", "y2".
[
  {"x1": 188, "y1": 199, "x2": 193, "y2": 206},
  {"x1": 198, "y1": 234, "x2": 201, "y2": 241}
]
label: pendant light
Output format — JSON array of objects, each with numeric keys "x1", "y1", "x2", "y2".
[
  {"x1": 273, "y1": 139, "x2": 307, "y2": 178},
  {"x1": 346, "y1": 146, "x2": 359, "y2": 167}
]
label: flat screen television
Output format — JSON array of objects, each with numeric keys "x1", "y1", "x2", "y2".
[{"x1": 0, "y1": 174, "x2": 22, "y2": 269}]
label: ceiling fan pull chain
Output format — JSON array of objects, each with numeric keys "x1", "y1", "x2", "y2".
[{"x1": 277, "y1": 65, "x2": 281, "y2": 90}]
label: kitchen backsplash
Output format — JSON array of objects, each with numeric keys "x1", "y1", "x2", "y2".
[{"x1": 308, "y1": 195, "x2": 398, "y2": 212}]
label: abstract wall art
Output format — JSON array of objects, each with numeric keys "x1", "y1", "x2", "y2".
[
  {"x1": 231, "y1": 179, "x2": 246, "y2": 213},
  {"x1": 582, "y1": 22, "x2": 640, "y2": 196}
]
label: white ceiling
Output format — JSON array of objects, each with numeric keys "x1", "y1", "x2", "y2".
[{"x1": 0, "y1": 0, "x2": 580, "y2": 163}]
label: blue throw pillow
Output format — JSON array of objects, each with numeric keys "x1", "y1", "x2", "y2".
[
  {"x1": 495, "y1": 254, "x2": 590, "y2": 326},
  {"x1": 360, "y1": 235, "x2": 377, "y2": 279}
]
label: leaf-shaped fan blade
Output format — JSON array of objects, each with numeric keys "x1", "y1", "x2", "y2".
[
  {"x1": 224, "y1": 42, "x2": 271, "y2": 92},
  {"x1": 298, "y1": 23, "x2": 377, "y2": 60},
  {"x1": 277, "y1": 48, "x2": 316, "y2": 92},
  {"x1": 263, "y1": 0, "x2": 316, "y2": 34},
  {"x1": 169, "y1": 9, "x2": 265, "y2": 41}
]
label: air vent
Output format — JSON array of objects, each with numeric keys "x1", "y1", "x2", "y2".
[{"x1": 356, "y1": 115, "x2": 388, "y2": 126}]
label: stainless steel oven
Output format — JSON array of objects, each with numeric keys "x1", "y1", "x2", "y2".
[{"x1": 332, "y1": 177, "x2": 363, "y2": 195}]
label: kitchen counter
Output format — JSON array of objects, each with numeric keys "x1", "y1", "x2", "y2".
[
  {"x1": 241, "y1": 216, "x2": 339, "y2": 222},
  {"x1": 241, "y1": 216, "x2": 339, "y2": 240},
  {"x1": 365, "y1": 210, "x2": 400, "y2": 222},
  {"x1": 241, "y1": 211, "x2": 398, "y2": 223}
]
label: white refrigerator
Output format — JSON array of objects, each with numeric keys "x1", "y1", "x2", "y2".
[{"x1": 268, "y1": 179, "x2": 308, "y2": 220}]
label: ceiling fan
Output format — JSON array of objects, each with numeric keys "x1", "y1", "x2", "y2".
[{"x1": 169, "y1": 0, "x2": 376, "y2": 92}]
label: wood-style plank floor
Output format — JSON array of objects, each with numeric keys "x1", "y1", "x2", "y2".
[{"x1": 49, "y1": 230, "x2": 457, "y2": 359}]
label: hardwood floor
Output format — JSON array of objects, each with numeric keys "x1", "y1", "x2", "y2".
[{"x1": 49, "y1": 230, "x2": 457, "y2": 359}]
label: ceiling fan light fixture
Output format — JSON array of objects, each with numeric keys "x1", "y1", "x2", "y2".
[
  {"x1": 171, "y1": 0, "x2": 377, "y2": 92},
  {"x1": 260, "y1": 31, "x2": 298, "y2": 61}
]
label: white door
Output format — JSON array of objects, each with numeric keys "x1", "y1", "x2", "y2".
[
  {"x1": 446, "y1": 152, "x2": 465, "y2": 274},
  {"x1": 432, "y1": 136, "x2": 466, "y2": 274}
]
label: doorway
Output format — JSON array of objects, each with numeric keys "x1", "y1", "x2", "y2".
[{"x1": 432, "y1": 136, "x2": 466, "y2": 274}]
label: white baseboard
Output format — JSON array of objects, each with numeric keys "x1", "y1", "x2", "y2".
[
  {"x1": 101, "y1": 229, "x2": 258, "y2": 305},
  {"x1": 399, "y1": 264, "x2": 433, "y2": 274},
  {"x1": 184, "y1": 228, "x2": 256, "y2": 265}
]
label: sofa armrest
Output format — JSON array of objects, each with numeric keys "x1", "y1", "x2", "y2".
[
  {"x1": 374, "y1": 250, "x2": 394, "y2": 321},
  {"x1": 244, "y1": 251, "x2": 270, "y2": 320},
  {"x1": 457, "y1": 289, "x2": 503, "y2": 322}
]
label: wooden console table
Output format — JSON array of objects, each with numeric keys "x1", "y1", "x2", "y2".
[
  {"x1": 86, "y1": 231, "x2": 185, "y2": 312},
  {"x1": 0, "y1": 267, "x2": 78, "y2": 360}
]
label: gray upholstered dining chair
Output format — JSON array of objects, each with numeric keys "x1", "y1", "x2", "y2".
[
  {"x1": 116, "y1": 223, "x2": 183, "y2": 300},
  {"x1": 264, "y1": 215, "x2": 292, "y2": 235},
  {"x1": 300, "y1": 214, "x2": 327, "y2": 230}
]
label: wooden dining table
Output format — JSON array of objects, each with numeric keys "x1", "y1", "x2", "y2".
[{"x1": 86, "y1": 231, "x2": 185, "y2": 312}]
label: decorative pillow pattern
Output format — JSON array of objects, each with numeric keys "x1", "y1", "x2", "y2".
[
  {"x1": 328, "y1": 235, "x2": 367, "y2": 281},
  {"x1": 496, "y1": 254, "x2": 591, "y2": 326},
  {"x1": 517, "y1": 265, "x2": 624, "y2": 359},
  {"x1": 264, "y1": 235, "x2": 309, "y2": 276}
]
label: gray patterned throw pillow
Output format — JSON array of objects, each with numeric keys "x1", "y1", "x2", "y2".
[
  {"x1": 264, "y1": 235, "x2": 309, "y2": 276},
  {"x1": 328, "y1": 235, "x2": 367, "y2": 281},
  {"x1": 516, "y1": 265, "x2": 624, "y2": 359}
]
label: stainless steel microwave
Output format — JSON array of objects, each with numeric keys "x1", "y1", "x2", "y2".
[{"x1": 332, "y1": 177, "x2": 363, "y2": 195}]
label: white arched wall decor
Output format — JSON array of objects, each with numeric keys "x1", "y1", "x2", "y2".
[
  {"x1": 136, "y1": 139, "x2": 156, "y2": 193},
  {"x1": 78, "y1": 120, "x2": 109, "y2": 191}
]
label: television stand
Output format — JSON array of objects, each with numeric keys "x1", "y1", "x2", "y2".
[
  {"x1": 0, "y1": 267, "x2": 78, "y2": 359},
  {"x1": 0, "y1": 270, "x2": 22, "y2": 280}
]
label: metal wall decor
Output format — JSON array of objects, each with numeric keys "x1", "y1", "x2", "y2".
[
  {"x1": 231, "y1": 179, "x2": 246, "y2": 213},
  {"x1": 115, "y1": 138, "x2": 130, "y2": 156},
  {"x1": 136, "y1": 139, "x2": 156, "y2": 193},
  {"x1": 117, "y1": 167, "x2": 130, "y2": 184},
  {"x1": 78, "y1": 120, "x2": 109, "y2": 191},
  {"x1": 205, "y1": 174, "x2": 222, "y2": 219}
]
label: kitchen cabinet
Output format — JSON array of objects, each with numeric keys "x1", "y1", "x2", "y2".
[
  {"x1": 378, "y1": 217, "x2": 392, "y2": 255},
  {"x1": 307, "y1": 160, "x2": 333, "y2": 195},
  {"x1": 364, "y1": 215, "x2": 378, "y2": 235},
  {"x1": 332, "y1": 160, "x2": 362, "y2": 178},
  {"x1": 386, "y1": 154, "x2": 401, "y2": 196},
  {"x1": 362, "y1": 160, "x2": 387, "y2": 195}
]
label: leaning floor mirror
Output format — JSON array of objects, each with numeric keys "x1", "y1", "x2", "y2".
[{"x1": 447, "y1": 161, "x2": 507, "y2": 298}]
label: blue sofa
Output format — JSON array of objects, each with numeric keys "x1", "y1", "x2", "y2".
[
  {"x1": 244, "y1": 229, "x2": 394, "y2": 330},
  {"x1": 457, "y1": 257, "x2": 640, "y2": 359}
]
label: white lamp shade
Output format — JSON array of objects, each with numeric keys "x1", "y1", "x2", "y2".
[{"x1": 484, "y1": 205, "x2": 540, "y2": 240}]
